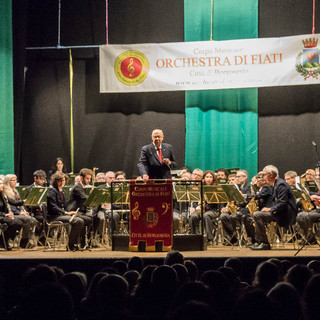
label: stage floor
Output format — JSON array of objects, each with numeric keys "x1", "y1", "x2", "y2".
[{"x1": 1, "y1": 243, "x2": 319, "y2": 260}]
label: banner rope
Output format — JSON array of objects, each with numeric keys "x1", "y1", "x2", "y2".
[
  {"x1": 312, "y1": 0, "x2": 315, "y2": 34},
  {"x1": 69, "y1": 49, "x2": 74, "y2": 173},
  {"x1": 210, "y1": 0, "x2": 214, "y2": 40},
  {"x1": 106, "y1": 0, "x2": 109, "y2": 44}
]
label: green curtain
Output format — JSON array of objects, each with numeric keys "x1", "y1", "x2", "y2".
[
  {"x1": 184, "y1": 0, "x2": 258, "y2": 178},
  {"x1": 0, "y1": 0, "x2": 14, "y2": 174}
]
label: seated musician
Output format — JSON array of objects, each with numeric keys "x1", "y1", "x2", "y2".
[
  {"x1": 115, "y1": 171, "x2": 126, "y2": 181},
  {"x1": 0, "y1": 178, "x2": 23, "y2": 250},
  {"x1": 94, "y1": 171, "x2": 121, "y2": 235},
  {"x1": 216, "y1": 168, "x2": 228, "y2": 181},
  {"x1": 244, "y1": 171, "x2": 273, "y2": 244},
  {"x1": 288, "y1": 170, "x2": 320, "y2": 244},
  {"x1": 228, "y1": 174, "x2": 236, "y2": 184},
  {"x1": 200, "y1": 170, "x2": 221, "y2": 246},
  {"x1": 173, "y1": 171, "x2": 191, "y2": 234},
  {"x1": 95, "y1": 172, "x2": 106, "y2": 183},
  {"x1": 24, "y1": 170, "x2": 47, "y2": 235},
  {"x1": 220, "y1": 169, "x2": 252, "y2": 245},
  {"x1": 46, "y1": 172, "x2": 84, "y2": 251},
  {"x1": 3, "y1": 174, "x2": 37, "y2": 248},
  {"x1": 250, "y1": 165, "x2": 297, "y2": 250},
  {"x1": 67, "y1": 168, "x2": 94, "y2": 249},
  {"x1": 47, "y1": 157, "x2": 68, "y2": 185},
  {"x1": 188, "y1": 169, "x2": 203, "y2": 234}
]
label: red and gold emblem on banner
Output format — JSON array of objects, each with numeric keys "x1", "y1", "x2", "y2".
[
  {"x1": 296, "y1": 37, "x2": 320, "y2": 80},
  {"x1": 129, "y1": 180, "x2": 173, "y2": 251},
  {"x1": 114, "y1": 50, "x2": 149, "y2": 86}
]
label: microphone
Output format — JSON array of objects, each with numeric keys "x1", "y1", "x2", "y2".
[{"x1": 312, "y1": 141, "x2": 317, "y2": 147}]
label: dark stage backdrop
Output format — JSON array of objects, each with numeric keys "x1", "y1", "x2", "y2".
[{"x1": 13, "y1": 0, "x2": 320, "y2": 184}]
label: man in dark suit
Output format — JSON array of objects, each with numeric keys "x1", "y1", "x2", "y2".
[
  {"x1": 137, "y1": 129, "x2": 177, "y2": 182},
  {"x1": 250, "y1": 165, "x2": 297, "y2": 250}
]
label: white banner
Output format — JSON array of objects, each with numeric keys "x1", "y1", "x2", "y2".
[{"x1": 100, "y1": 34, "x2": 320, "y2": 93}]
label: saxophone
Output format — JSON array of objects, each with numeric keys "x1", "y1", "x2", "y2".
[
  {"x1": 299, "y1": 183, "x2": 314, "y2": 212},
  {"x1": 226, "y1": 201, "x2": 238, "y2": 214},
  {"x1": 246, "y1": 183, "x2": 258, "y2": 215}
]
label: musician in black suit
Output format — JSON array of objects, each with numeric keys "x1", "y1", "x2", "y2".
[
  {"x1": 46, "y1": 172, "x2": 84, "y2": 251},
  {"x1": 251, "y1": 165, "x2": 297, "y2": 250},
  {"x1": 137, "y1": 129, "x2": 177, "y2": 182},
  {"x1": 67, "y1": 168, "x2": 94, "y2": 248}
]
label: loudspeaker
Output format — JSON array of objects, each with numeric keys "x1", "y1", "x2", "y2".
[
  {"x1": 173, "y1": 234, "x2": 206, "y2": 251},
  {"x1": 112, "y1": 234, "x2": 207, "y2": 251},
  {"x1": 112, "y1": 235, "x2": 129, "y2": 251}
]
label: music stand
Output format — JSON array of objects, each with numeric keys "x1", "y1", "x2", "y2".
[
  {"x1": 23, "y1": 187, "x2": 48, "y2": 206},
  {"x1": 111, "y1": 182, "x2": 130, "y2": 235},
  {"x1": 84, "y1": 188, "x2": 111, "y2": 208}
]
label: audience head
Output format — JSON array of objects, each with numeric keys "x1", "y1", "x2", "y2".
[
  {"x1": 307, "y1": 260, "x2": 320, "y2": 274},
  {"x1": 151, "y1": 265, "x2": 178, "y2": 294},
  {"x1": 123, "y1": 270, "x2": 140, "y2": 294},
  {"x1": 112, "y1": 260, "x2": 128, "y2": 276},
  {"x1": 128, "y1": 256, "x2": 144, "y2": 273},
  {"x1": 164, "y1": 250, "x2": 184, "y2": 266},
  {"x1": 253, "y1": 261, "x2": 280, "y2": 293},
  {"x1": 284, "y1": 264, "x2": 312, "y2": 296},
  {"x1": 268, "y1": 282, "x2": 305, "y2": 320},
  {"x1": 172, "y1": 263, "x2": 189, "y2": 286},
  {"x1": 224, "y1": 257, "x2": 243, "y2": 278},
  {"x1": 20, "y1": 282, "x2": 74, "y2": 320},
  {"x1": 304, "y1": 274, "x2": 320, "y2": 320},
  {"x1": 184, "y1": 259, "x2": 198, "y2": 282}
]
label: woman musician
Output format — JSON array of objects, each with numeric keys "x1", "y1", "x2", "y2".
[
  {"x1": 46, "y1": 172, "x2": 84, "y2": 251},
  {"x1": 3, "y1": 174, "x2": 37, "y2": 248},
  {"x1": 0, "y1": 178, "x2": 23, "y2": 250}
]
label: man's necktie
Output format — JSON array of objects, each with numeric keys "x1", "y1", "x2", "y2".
[{"x1": 157, "y1": 147, "x2": 162, "y2": 163}]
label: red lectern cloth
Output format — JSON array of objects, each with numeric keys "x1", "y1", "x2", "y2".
[{"x1": 129, "y1": 180, "x2": 173, "y2": 251}]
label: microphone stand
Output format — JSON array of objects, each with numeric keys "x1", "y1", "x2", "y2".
[{"x1": 312, "y1": 141, "x2": 320, "y2": 173}]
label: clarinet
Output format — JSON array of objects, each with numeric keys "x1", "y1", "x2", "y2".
[{"x1": 3, "y1": 195, "x2": 14, "y2": 219}]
